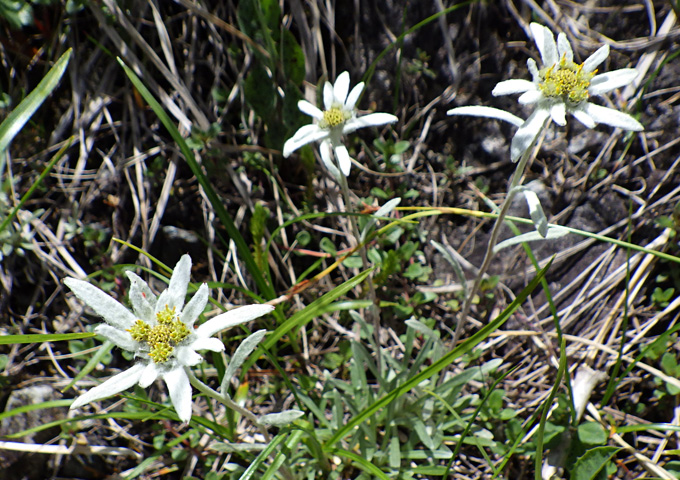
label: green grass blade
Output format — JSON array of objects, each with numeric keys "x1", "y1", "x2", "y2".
[
  {"x1": 615, "y1": 422, "x2": 680, "y2": 434},
  {"x1": 261, "y1": 429, "x2": 304, "y2": 480},
  {"x1": 0, "y1": 332, "x2": 95, "y2": 345},
  {"x1": 116, "y1": 58, "x2": 274, "y2": 299},
  {"x1": 123, "y1": 429, "x2": 194, "y2": 479},
  {"x1": 0, "y1": 138, "x2": 72, "y2": 235},
  {"x1": 396, "y1": 207, "x2": 680, "y2": 265},
  {"x1": 535, "y1": 336, "x2": 567, "y2": 480},
  {"x1": 443, "y1": 365, "x2": 518, "y2": 478},
  {"x1": 238, "y1": 432, "x2": 288, "y2": 480},
  {"x1": 242, "y1": 267, "x2": 374, "y2": 372},
  {"x1": 0, "y1": 400, "x2": 73, "y2": 423},
  {"x1": 60, "y1": 340, "x2": 114, "y2": 393},
  {"x1": 0, "y1": 49, "x2": 71, "y2": 153},
  {"x1": 324, "y1": 258, "x2": 553, "y2": 450},
  {"x1": 602, "y1": 322, "x2": 680, "y2": 406},
  {"x1": 328, "y1": 447, "x2": 392, "y2": 480},
  {"x1": 6, "y1": 395, "x2": 232, "y2": 441}
]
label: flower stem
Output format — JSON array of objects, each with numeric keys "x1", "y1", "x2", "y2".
[
  {"x1": 453, "y1": 126, "x2": 546, "y2": 345},
  {"x1": 338, "y1": 173, "x2": 383, "y2": 373},
  {"x1": 187, "y1": 370, "x2": 297, "y2": 480},
  {"x1": 186, "y1": 369, "x2": 270, "y2": 442}
]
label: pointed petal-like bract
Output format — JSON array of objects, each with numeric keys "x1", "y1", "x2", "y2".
[
  {"x1": 156, "y1": 254, "x2": 190, "y2": 312},
  {"x1": 126, "y1": 271, "x2": 156, "y2": 320},
  {"x1": 583, "y1": 44, "x2": 610, "y2": 73},
  {"x1": 583, "y1": 102, "x2": 643, "y2": 131},
  {"x1": 510, "y1": 108, "x2": 550, "y2": 162},
  {"x1": 64, "y1": 278, "x2": 137, "y2": 330},
  {"x1": 549, "y1": 101, "x2": 567, "y2": 126},
  {"x1": 492, "y1": 79, "x2": 535, "y2": 97},
  {"x1": 318, "y1": 139, "x2": 342, "y2": 179},
  {"x1": 447, "y1": 106, "x2": 524, "y2": 127},
  {"x1": 180, "y1": 283, "x2": 209, "y2": 328},
  {"x1": 343, "y1": 113, "x2": 398, "y2": 135},
  {"x1": 323, "y1": 81, "x2": 334, "y2": 110},
  {"x1": 527, "y1": 58, "x2": 540, "y2": 82},
  {"x1": 518, "y1": 89, "x2": 542, "y2": 105},
  {"x1": 570, "y1": 106, "x2": 596, "y2": 128},
  {"x1": 283, "y1": 125, "x2": 329, "y2": 157},
  {"x1": 530, "y1": 23, "x2": 557, "y2": 67},
  {"x1": 195, "y1": 304, "x2": 274, "y2": 339},
  {"x1": 345, "y1": 82, "x2": 364, "y2": 110},
  {"x1": 334, "y1": 144, "x2": 352, "y2": 177},
  {"x1": 189, "y1": 337, "x2": 224, "y2": 352},
  {"x1": 95, "y1": 324, "x2": 138, "y2": 352},
  {"x1": 139, "y1": 362, "x2": 160, "y2": 388},
  {"x1": 163, "y1": 369, "x2": 193, "y2": 423},
  {"x1": 589, "y1": 69, "x2": 639, "y2": 95},
  {"x1": 333, "y1": 71, "x2": 350, "y2": 106},
  {"x1": 175, "y1": 346, "x2": 203, "y2": 367},
  {"x1": 556, "y1": 33, "x2": 573, "y2": 62},
  {"x1": 298, "y1": 100, "x2": 324, "y2": 120},
  {"x1": 70, "y1": 362, "x2": 146, "y2": 410}
]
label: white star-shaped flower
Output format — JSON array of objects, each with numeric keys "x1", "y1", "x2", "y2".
[
  {"x1": 449, "y1": 23, "x2": 643, "y2": 161},
  {"x1": 283, "y1": 71, "x2": 398, "y2": 177},
  {"x1": 65, "y1": 255, "x2": 273, "y2": 423}
]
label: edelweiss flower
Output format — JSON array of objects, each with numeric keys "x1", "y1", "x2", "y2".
[
  {"x1": 449, "y1": 23, "x2": 643, "y2": 161},
  {"x1": 65, "y1": 255, "x2": 273, "y2": 423},
  {"x1": 282, "y1": 71, "x2": 398, "y2": 177}
]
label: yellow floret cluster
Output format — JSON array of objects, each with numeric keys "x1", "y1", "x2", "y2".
[
  {"x1": 320, "y1": 107, "x2": 347, "y2": 129},
  {"x1": 538, "y1": 56, "x2": 596, "y2": 106},
  {"x1": 128, "y1": 306, "x2": 191, "y2": 363}
]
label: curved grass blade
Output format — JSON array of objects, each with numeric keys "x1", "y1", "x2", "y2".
[
  {"x1": 535, "y1": 337, "x2": 567, "y2": 480},
  {"x1": 8, "y1": 395, "x2": 232, "y2": 441},
  {"x1": 0, "y1": 400, "x2": 73, "y2": 424},
  {"x1": 116, "y1": 58, "x2": 274, "y2": 299},
  {"x1": 0, "y1": 138, "x2": 72, "y2": 235},
  {"x1": 328, "y1": 447, "x2": 392, "y2": 480},
  {"x1": 0, "y1": 49, "x2": 71, "y2": 153},
  {"x1": 238, "y1": 432, "x2": 288, "y2": 480},
  {"x1": 398, "y1": 206, "x2": 680, "y2": 265},
  {"x1": 120, "y1": 429, "x2": 194, "y2": 479},
  {"x1": 241, "y1": 267, "x2": 374, "y2": 373},
  {"x1": 61, "y1": 340, "x2": 115, "y2": 393},
  {"x1": 260, "y1": 429, "x2": 304, "y2": 480},
  {"x1": 443, "y1": 364, "x2": 519, "y2": 479},
  {"x1": 324, "y1": 258, "x2": 553, "y2": 450}
]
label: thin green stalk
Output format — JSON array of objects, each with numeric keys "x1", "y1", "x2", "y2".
[
  {"x1": 186, "y1": 369, "x2": 267, "y2": 438},
  {"x1": 186, "y1": 370, "x2": 296, "y2": 480},
  {"x1": 601, "y1": 199, "x2": 634, "y2": 404},
  {"x1": 453, "y1": 124, "x2": 546, "y2": 345},
  {"x1": 0, "y1": 138, "x2": 72, "y2": 234},
  {"x1": 338, "y1": 173, "x2": 382, "y2": 372},
  {"x1": 535, "y1": 337, "x2": 568, "y2": 480}
]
